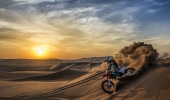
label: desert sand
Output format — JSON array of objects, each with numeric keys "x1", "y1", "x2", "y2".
[{"x1": 0, "y1": 42, "x2": 170, "y2": 100}]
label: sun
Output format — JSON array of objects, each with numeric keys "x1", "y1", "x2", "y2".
[
  {"x1": 36, "y1": 48, "x2": 44, "y2": 56},
  {"x1": 34, "y1": 45, "x2": 48, "y2": 57}
]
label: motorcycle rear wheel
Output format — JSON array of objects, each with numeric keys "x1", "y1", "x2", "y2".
[
  {"x1": 102, "y1": 80, "x2": 114, "y2": 93},
  {"x1": 125, "y1": 68, "x2": 135, "y2": 74}
]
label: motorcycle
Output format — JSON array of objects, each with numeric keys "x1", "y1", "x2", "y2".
[{"x1": 101, "y1": 66, "x2": 135, "y2": 93}]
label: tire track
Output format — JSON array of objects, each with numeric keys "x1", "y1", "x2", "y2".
[{"x1": 12, "y1": 72, "x2": 104, "y2": 99}]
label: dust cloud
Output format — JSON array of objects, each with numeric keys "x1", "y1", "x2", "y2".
[
  {"x1": 90, "y1": 42, "x2": 159, "y2": 76},
  {"x1": 115, "y1": 42, "x2": 159, "y2": 72}
]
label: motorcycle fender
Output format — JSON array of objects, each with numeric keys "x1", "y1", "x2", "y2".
[{"x1": 101, "y1": 74, "x2": 107, "y2": 79}]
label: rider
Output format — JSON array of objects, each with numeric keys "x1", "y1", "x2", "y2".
[{"x1": 105, "y1": 57, "x2": 119, "y2": 78}]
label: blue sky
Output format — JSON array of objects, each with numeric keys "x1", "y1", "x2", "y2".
[{"x1": 0, "y1": 0, "x2": 170, "y2": 59}]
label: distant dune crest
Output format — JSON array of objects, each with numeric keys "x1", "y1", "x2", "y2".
[{"x1": 159, "y1": 52, "x2": 170, "y2": 59}]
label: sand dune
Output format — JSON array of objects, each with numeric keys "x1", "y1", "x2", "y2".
[
  {"x1": 157, "y1": 58, "x2": 170, "y2": 66},
  {"x1": 15, "y1": 68, "x2": 88, "y2": 81},
  {"x1": 0, "y1": 59, "x2": 62, "y2": 72},
  {"x1": 0, "y1": 42, "x2": 170, "y2": 100},
  {"x1": 50, "y1": 62, "x2": 89, "y2": 71},
  {"x1": 51, "y1": 62, "x2": 101, "y2": 71},
  {"x1": 1, "y1": 64, "x2": 169, "y2": 100},
  {"x1": 0, "y1": 71, "x2": 56, "y2": 81}
]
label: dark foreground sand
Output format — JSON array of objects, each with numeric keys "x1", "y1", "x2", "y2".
[
  {"x1": 0, "y1": 42, "x2": 170, "y2": 100},
  {"x1": 0, "y1": 60, "x2": 170, "y2": 100}
]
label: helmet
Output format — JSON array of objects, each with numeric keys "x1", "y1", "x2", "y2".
[{"x1": 104, "y1": 56, "x2": 114, "y2": 63}]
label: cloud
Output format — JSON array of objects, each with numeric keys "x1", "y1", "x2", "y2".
[
  {"x1": 13, "y1": 0, "x2": 55, "y2": 4},
  {"x1": 0, "y1": 0, "x2": 143, "y2": 52},
  {"x1": 0, "y1": 0, "x2": 17, "y2": 9},
  {"x1": 0, "y1": 0, "x2": 170, "y2": 58},
  {"x1": 144, "y1": 36, "x2": 170, "y2": 45},
  {"x1": 147, "y1": 9, "x2": 160, "y2": 14},
  {"x1": 144, "y1": 0, "x2": 168, "y2": 6}
]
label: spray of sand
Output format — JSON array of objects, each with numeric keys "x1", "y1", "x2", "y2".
[
  {"x1": 115, "y1": 42, "x2": 159, "y2": 71},
  {"x1": 89, "y1": 62, "x2": 109, "y2": 73},
  {"x1": 89, "y1": 42, "x2": 159, "y2": 76}
]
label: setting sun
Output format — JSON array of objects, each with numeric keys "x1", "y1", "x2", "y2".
[
  {"x1": 34, "y1": 45, "x2": 48, "y2": 57},
  {"x1": 36, "y1": 48, "x2": 44, "y2": 56}
]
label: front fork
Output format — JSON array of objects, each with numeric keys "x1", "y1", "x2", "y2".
[{"x1": 107, "y1": 76, "x2": 111, "y2": 87}]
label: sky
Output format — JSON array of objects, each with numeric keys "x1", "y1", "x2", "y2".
[{"x1": 0, "y1": 0, "x2": 170, "y2": 59}]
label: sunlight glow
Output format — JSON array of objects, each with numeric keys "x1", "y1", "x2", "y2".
[
  {"x1": 34, "y1": 45, "x2": 48, "y2": 57},
  {"x1": 36, "y1": 48, "x2": 44, "y2": 56}
]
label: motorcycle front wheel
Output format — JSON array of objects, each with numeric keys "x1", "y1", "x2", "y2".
[{"x1": 102, "y1": 80, "x2": 115, "y2": 93}]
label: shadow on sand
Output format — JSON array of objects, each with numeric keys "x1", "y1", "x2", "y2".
[{"x1": 108, "y1": 65, "x2": 170, "y2": 100}]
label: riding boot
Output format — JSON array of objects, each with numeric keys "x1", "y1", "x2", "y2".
[{"x1": 112, "y1": 75, "x2": 116, "y2": 80}]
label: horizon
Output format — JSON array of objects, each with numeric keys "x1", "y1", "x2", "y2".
[
  {"x1": 0, "y1": 0, "x2": 170, "y2": 59},
  {"x1": 0, "y1": 55, "x2": 109, "y2": 60},
  {"x1": 0, "y1": 55, "x2": 169, "y2": 60}
]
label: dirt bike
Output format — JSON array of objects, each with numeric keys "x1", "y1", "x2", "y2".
[{"x1": 101, "y1": 66, "x2": 135, "y2": 93}]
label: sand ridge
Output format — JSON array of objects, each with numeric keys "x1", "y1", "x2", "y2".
[{"x1": 0, "y1": 42, "x2": 170, "y2": 100}]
